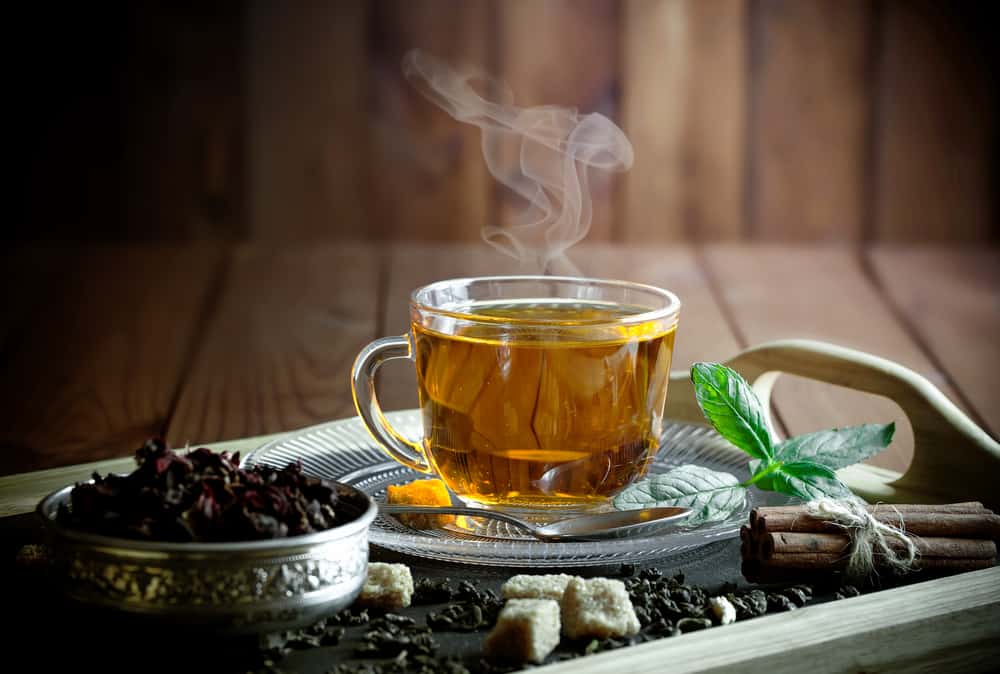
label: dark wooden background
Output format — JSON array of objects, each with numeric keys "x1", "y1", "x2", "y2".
[
  {"x1": 3, "y1": 2, "x2": 998, "y2": 478},
  {"x1": 9, "y1": 0, "x2": 998, "y2": 244}
]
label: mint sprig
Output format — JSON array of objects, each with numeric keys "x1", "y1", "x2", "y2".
[
  {"x1": 693, "y1": 362, "x2": 894, "y2": 501},
  {"x1": 615, "y1": 363, "x2": 895, "y2": 521}
]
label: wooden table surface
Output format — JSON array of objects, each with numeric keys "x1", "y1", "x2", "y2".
[
  {"x1": 1, "y1": 242, "x2": 997, "y2": 477},
  {"x1": 2, "y1": 241, "x2": 999, "y2": 673}
]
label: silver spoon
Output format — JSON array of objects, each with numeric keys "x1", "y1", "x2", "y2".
[{"x1": 379, "y1": 504, "x2": 691, "y2": 542}]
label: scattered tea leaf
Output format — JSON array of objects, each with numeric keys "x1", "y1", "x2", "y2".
[
  {"x1": 835, "y1": 585, "x2": 861, "y2": 600},
  {"x1": 413, "y1": 577, "x2": 456, "y2": 604},
  {"x1": 355, "y1": 615, "x2": 437, "y2": 658},
  {"x1": 427, "y1": 603, "x2": 487, "y2": 632},
  {"x1": 251, "y1": 570, "x2": 832, "y2": 673},
  {"x1": 779, "y1": 585, "x2": 813, "y2": 607},
  {"x1": 676, "y1": 617, "x2": 712, "y2": 633},
  {"x1": 766, "y1": 593, "x2": 797, "y2": 612}
]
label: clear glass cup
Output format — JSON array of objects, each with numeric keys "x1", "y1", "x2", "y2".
[{"x1": 352, "y1": 276, "x2": 680, "y2": 516}]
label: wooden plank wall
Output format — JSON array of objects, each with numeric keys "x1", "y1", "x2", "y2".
[
  {"x1": 9, "y1": 2, "x2": 994, "y2": 243},
  {"x1": 246, "y1": 0, "x2": 997, "y2": 244}
]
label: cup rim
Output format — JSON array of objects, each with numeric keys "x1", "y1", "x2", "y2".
[{"x1": 409, "y1": 275, "x2": 681, "y2": 328}]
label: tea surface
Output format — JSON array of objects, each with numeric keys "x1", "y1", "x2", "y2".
[{"x1": 413, "y1": 301, "x2": 675, "y2": 509}]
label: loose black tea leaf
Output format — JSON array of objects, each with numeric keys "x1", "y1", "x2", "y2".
[
  {"x1": 57, "y1": 438, "x2": 352, "y2": 542},
  {"x1": 427, "y1": 603, "x2": 486, "y2": 632},
  {"x1": 676, "y1": 617, "x2": 713, "y2": 633},
  {"x1": 444, "y1": 580, "x2": 503, "y2": 626},
  {"x1": 329, "y1": 608, "x2": 371, "y2": 626},
  {"x1": 413, "y1": 577, "x2": 456, "y2": 604},
  {"x1": 382, "y1": 613, "x2": 417, "y2": 627},
  {"x1": 252, "y1": 568, "x2": 829, "y2": 674},
  {"x1": 453, "y1": 580, "x2": 498, "y2": 605},
  {"x1": 257, "y1": 617, "x2": 347, "y2": 660},
  {"x1": 739, "y1": 589, "x2": 769, "y2": 619},
  {"x1": 356, "y1": 616, "x2": 438, "y2": 658},
  {"x1": 322, "y1": 627, "x2": 346, "y2": 647},
  {"x1": 640, "y1": 618, "x2": 679, "y2": 639},
  {"x1": 624, "y1": 568, "x2": 711, "y2": 629},
  {"x1": 835, "y1": 584, "x2": 861, "y2": 600},
  {"x1": 780, "y1": 585, "x2": 813, "y2": 607},
  {"x1": 285, "y1": 633, "x2": 324, "y2": 650},
  {"x1": 765, "y1": 593, "x2": 797, "y2": 612}
]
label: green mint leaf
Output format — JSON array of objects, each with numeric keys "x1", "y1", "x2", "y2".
[
  {"x1": 691, "y1": 363, "x2": 772, "y2": 461},
  {"x1": 772, "y1": 423, "x2": 895, "y2": 470},
  {"x1": 614, "y1": 464, "x2": 747, "y2": 525},
  {"x1": 747, "y1": 458, "x2": 778, "y2": 491},
  {"x1": 771, "y1": 461, "x2": 854, "y2": 501}
]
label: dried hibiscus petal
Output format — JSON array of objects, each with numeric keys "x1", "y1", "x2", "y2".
[{"x1": 57, "y1": 439, "x2": 345, "y2": 543}]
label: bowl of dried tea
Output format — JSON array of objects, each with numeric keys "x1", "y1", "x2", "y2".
[{"x1": 36, "y1": 439, "x2": 377, "y2": 634}]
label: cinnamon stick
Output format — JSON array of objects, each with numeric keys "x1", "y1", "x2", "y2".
[
  {"x1": 911, "y1": 558, "x2": 997, "y2": 572},
  {"x1": 743, "y1": 502, "x2": 999, "y2": 584},
  {"x1": 748, "y1": 503, "x2": 983, "y2": 532},
  {"x1": 753, "y1": 511, "x2": 1000, "y2": 540},
  {"x1": 760, "y1": 551, "x2": 996, "y2": 572},
  {"x1": 760, "y1": 532, "x2": 997, "y2": 561},
  {"x1": 740, "y1": 557, "x2": 996, "y2": 584},
  {"x1": 739, "y1": 526, "x2": 752, "y2": 559},
  {"x1": 749, "y1": 502, "x2": 987, "y2": 532}
]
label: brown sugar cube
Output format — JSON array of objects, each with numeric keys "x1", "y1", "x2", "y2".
[
  {"x1": 501, "y1": 574, "x2": 578, "y2": 601},
  {"x1": 560, "y1": 577, "x2": 640, "y2": 639},
  {"x1": 356, "y1": 562, "x2": 413, "y2": 609},
  {"x1": 483, "y1": 599, "x2": 561, "y2": 664}
]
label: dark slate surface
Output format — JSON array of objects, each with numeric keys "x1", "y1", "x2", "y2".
[{"x1": 4, "y1": 507, "x2": 753, "y2": 673}]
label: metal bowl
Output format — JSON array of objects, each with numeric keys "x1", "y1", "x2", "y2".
[{"x1": 36, "y1": 481, "x2": 377, "y2": 635}]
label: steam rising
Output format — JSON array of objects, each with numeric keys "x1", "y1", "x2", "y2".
[{"x1": 403, "y1": 49, "x2": 633, "y2": 274}]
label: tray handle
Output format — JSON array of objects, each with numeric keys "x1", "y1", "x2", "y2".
[{"x1": 666, "y1": 339, "x2": 1000, "y2": 509}]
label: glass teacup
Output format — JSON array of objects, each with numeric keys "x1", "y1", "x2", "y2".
[{"x1": 352, "y1": 276, "x2": 680, "y2": 516}]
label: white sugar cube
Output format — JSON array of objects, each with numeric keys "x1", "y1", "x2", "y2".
[
  {"x1": 356, "y1": 562, "x2": 413, "y2": 609},
  {"x1": 560, "y1": 577, "x2": 640, "y2": 639},
  {"x1": 710, "y1": 596, "x2": 737, "y2": 625},
  {"x1": 484, "y1": 599, "x2": 561, "y2": 664},
  {"x1": 501, "y1": 573, "x2": 578, "y2": 601}
]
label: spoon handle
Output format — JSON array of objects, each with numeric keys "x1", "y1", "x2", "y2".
[{"x1": 378, "y1": 504, "x2": 537, "y2": 534}]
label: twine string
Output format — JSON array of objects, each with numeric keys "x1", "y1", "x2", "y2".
[{"x1": 805, "y1": 498, "x2": 919, "y2": 578}]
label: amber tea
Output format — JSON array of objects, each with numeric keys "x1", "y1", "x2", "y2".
[
  {"x1": 352, "y1": 276, "x2": 680, "y2": 515},
  {"x1": 413, "y1": 301, "x2": 675, "y2": 509}
]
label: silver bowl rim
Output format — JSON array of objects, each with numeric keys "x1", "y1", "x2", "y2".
[{"x1": 36, "y1": 479, "x2": 378, "y2": 554}]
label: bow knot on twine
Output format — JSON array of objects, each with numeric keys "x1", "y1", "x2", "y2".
[{"x1": 806, "y1": 498, "x2": 919, "y2": 579}]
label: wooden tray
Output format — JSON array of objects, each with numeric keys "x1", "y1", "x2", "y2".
[{"x1": 3, "y1": 339, "x2": 998, "y2": 672}]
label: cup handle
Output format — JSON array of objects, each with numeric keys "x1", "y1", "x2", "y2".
[{"x1": 351, "y1": 334, "x2": 433, "y2": 474}]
